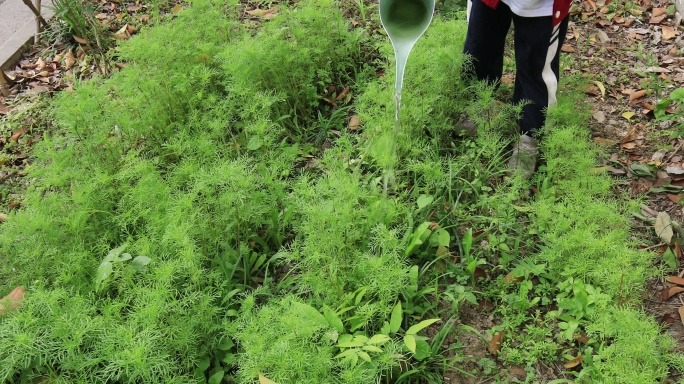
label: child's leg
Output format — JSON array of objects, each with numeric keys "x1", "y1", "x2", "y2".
[
  {"x1": 512, "y1": 16, "x2": 569, "y2": 135},
  {"x1": 463, "y1": 0, "x2": 512, "y2": 85}
]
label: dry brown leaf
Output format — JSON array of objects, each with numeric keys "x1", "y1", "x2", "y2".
[
  {"x1": 564, "y1": 354, "x2": 584, "y2": 369},
  {"x1": 126, "y1": 24, "x2": 136, "y2": 35},
  {"x1": 586, "y1": 0, "x2": 597, "y2": 11},
  {"x1": 113, "y1": 33, "x2": 129, "y2": 40},
  {"x1": 489, "y1": 331, "x2": 504, "y2": 356},
  {"x1": 73, "y1": 36, "x2": 88, "y2": 44},
  {"x1": 503, "y1": 272, "x2": 524, "y2": 284},
  {"x1": 95, "y1": 12, "x2": 108, "y2": 19},
  {"x1": 679, "y1": 306, "x2": 684, "y2": 328},
  {"x1": 127, "y1": 4, "x2": 142, "y2": 12},
  {"x1": 663, "y1": 26, "x2": 678, "y2": 40},
  {"x1": 349, "y1": 115, "x2": 361, "y2": 131},
  {"x1": 335, "y1": 86, "x2": 350, "y2": 101},
  {"x1": 561, "y1": 44, "x2": 575, "y2": 53},
  {"x1": 653, "y1": 7, "x2": 667, "y2": 17},
  {"x1": 0, "y1": 213, "x2": 7, "y2": 222},
  {"x1": 655, "y1": 211, "x2": 674, "y2": 243},
  {"x1": 667, "y1": 194, "x2": 683, "y2": 203},
  {"x1": 668, "y1": 276, "x2": 684, "y2": 286},
  {"x1": 36, "y1": 57, "x2": 46, "y2": 71},
  {"x1": 662, "y1": 286, "x2": 684, "y2": 300},
  {"x1": 0, "y1": 287, "x2": 26, "y2": 315},
  {"x1": 246, "y1": 7, "x2": 277, "y2": 16},
  {"x1": 172, "y1": 4, "x2": 183, "y2": 16},
  {"x1": 11, "y1": 127, "x2": 29, "y2": 142},
  {"x1": 629, "y1": 89, "x2": 647, "y2": 102},
  {"x1": 650, "y1": 14, "x2": 668, "y2": 24}
]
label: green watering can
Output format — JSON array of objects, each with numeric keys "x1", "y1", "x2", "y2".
[{"x1": 379, "y1": 0, "x2": 435, "y2": 97}]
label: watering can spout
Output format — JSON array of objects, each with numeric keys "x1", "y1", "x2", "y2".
[
  {"x1": 379, "y1": 0, "x2": 435, "y2": 102},
  {"x1": 379, "y1": 0, "x2": 435, "y2": 45}
]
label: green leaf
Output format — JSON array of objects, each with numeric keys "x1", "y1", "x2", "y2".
[
  {"x1": 363, "y1": 345, "x2": 384, "y2": 353},
  {"x1": 197, "y1": 357, "x2": 211, "y2": 372},
  {"x1": 462, "y1": 229, "x2": 473, "y2": 257},
  {"x1": 406, "y1": 318, "x2": 441, "y2": 335},
  {"x1": 404, "y1": 334, "x2": 417, "y2": 353},
  {"x1": 368, "y1": 334, "x2": 390, "y2": 345},
  {"x1": 380, "y1": 321, "x2": 391, "y2": 335},
  {"x1": 323, "y1": 305, "x2": 344, "y2": 333},
  {"x1": 208, "y1": 370, "x2": 224, "y2": 384},
  {"x1": 413, "y1": 340, "x2": 431, "y2": 361},
  {"x1": 217, "y1": 338, "x2": 235, "y2": 351},
  {"x1": 434, "y1": 228, "x2": 450, "y2": 247},
  {"x1": 406, "y1": 222, "x2": 431, "y2": 256},
  {"x1": 416, "y1": 194, "x2": 434, "y2": 210},
  {"x1": 358, "y1": 351, "x2": 372, "y2": 362},
  {"x1": 662, "y1": 247, "x2": 679, "y2": 270},
  {"x1": 118, "y1": 253, "x2": 132, "y2": 262},
  {"x1": 96, "y1": 261, "x2": 112, "y2": 284},
  {"x1": 131, "y1": 256, "x2": 151, "y2": 272},
  {"x1": 104, "y1": 243, "x2": 128, "y2": 263},
  {"x1": 291, "y1": 301, "x2": 327, "y2": 326},
  {"x1": 247, "y1": 137, "x2": 263, "y2": 151},
  {"x1": 354, "y1": 287, "x2": 367, "y2": 306},
  {"x1": 389, "y1": 302, "x2": 402, "y2": 333},
  {"x1": 630, "y1": 163, "x2": 655, "y2": 178},
  {"x1": 670, "y1": 88, "x2": 684, "y2": 102}
]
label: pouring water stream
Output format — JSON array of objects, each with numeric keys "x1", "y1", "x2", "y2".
[{"x1": 379, "y1": 0, "x2": 435, "y2": 194}]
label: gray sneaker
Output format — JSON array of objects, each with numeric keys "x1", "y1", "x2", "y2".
[{"x1": 507, "y1": 134, "x2": 539, "y2": 179}]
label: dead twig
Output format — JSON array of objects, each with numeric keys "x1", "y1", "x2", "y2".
[{"x1": 19, "y1": 0, "x2": 49, "y2": 28}]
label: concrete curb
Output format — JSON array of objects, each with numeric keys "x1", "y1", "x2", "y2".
[{"x1": 0, "y1": 0, "x2": 54, "y2": 70}]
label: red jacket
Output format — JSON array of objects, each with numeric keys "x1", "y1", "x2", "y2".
[{"x1": 481, "y1": 0, "x2": 572, "y2": 26}]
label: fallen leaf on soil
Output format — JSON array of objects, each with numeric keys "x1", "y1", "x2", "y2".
[
  {"x1": 629, "y1": 89, "x2": 647, "y2": 103},
  {"x1": 348, "y1": 115, "x2": 361, "y2": 131},
  {"x1": 655, "y1": 211, "x2": 675, "y2": 243},
  {"x1": 73, "y1": 36, "x2": 88, "y2": 44},
  {"x1": 592, "y1": 111, "x2": 606, "y2": 123},
  {"x1": 508, "y1": 366, "x2": 527, "y2": 379},
  {"x1": 489, "y1": 331, "x2": 504, "y2": 356},
  {"x1": 653, "y1": 7, "x2": 667, "y2": 17},
  {"x1": 593, "y1": 137, "x2": 617, "y2": 146},
  {"x1": 662, "y1": 26, "x2": 678, "y2": 40},
  {"x1": 662, "y1": 285, "x2": 684, "y2": 300},
  {"x1": 172, "y1": 4, "x2": 183, "y2": 16},
  {"x1": 668, "y1": 276, "x2": 684, "y2": 286},
  {"x1": 503, "y1": 272, "x2": 524, "y2": 284},
  {"x1": 564, "y1": 354, "x2": 584, "y2": 369},
  {"x1": 650, "y1": 14, "x2": 668, "y2": 24},
  {"x1": 0, "y1": 213, "x2": 6, "y2": 222},
  {"x1": 127, "y1": 4, "x2": 142, "y2": 12},
  {"x1": 561, "y1": 44, "x2": 575, "y2": 53},
  {"x1": 593, "y1": 81, "x2": 606, "y2": 97},
  {"x1": 679, "y1": 306, "x2": 684, "y2": 328},
  {"x1": 622, "y1": 111, "x2": 636, "y2": 120},
  {"x1": 667, "y1": 164, "x2": 684, "y2": 175},
  {"x1": 668, "y1": 194, "x2": 683, "y2": 203},
  {"x1": 0, "y1": 287, "x2": 26, "y2": 315},
  {"x1": 11, "y1": 127, "x2": 29, "y2": 142},
  {"x1": 335, "y1": 86, "x2": 350, "y2": 101},
  {"x1": 573, "y1": 333, "x2": 591, "y2": 343},
  {"x1": 246, "y1": 7, "x2": 277, "y2": 17}
]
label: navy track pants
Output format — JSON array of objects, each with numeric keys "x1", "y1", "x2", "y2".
[{"x1": 463, "y1": 0, "x2": 569, "y2": 135}]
